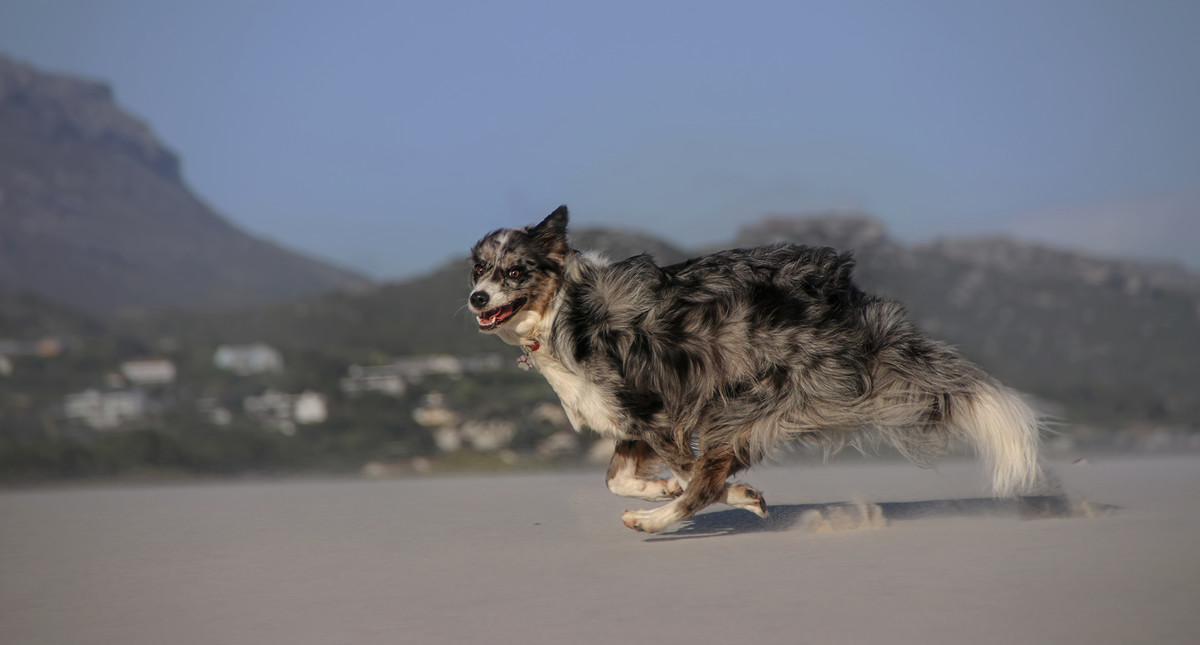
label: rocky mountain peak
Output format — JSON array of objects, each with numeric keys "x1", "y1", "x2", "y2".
[
  {"x1": 921, "y1": 236, "x2": 1200, "y2": 296},
  {"x1": 0, "y1": 54, "x2": 180, "y2": 181},
  {"x1": 0, "y1": 55, "x2": 370, "y2": 313}
]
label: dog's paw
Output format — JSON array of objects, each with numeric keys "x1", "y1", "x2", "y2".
[
  {"x1": 621, "y1": 509, "x2": 670, "y2": 534},
  {"x1": 725, "y1": 483, "x2": 769, "y2": 518},
  {"x1": 648, "y1": 477, "x2": 684, "y2": 501},
  {"x1": 607, "y1": 476, "x2": 684, "y2": 501}
]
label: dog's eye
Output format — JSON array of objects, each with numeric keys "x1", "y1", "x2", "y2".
[
  {"x1": 508, "y1": 268, "x2": 523, "y2": 279},
  {"x1": 473, "y1": 264, "x2": 486, "y2": 277}
]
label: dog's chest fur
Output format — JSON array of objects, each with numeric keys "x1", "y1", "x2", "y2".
[
  {"x1": 529, "y1": 342, "x2": 628, "y2": 440},
  {"x1": 495, "y1": 291, "x2": 627, "y2": 440}
]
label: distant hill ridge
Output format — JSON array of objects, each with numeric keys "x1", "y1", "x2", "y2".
[{"x1": 0, "y1": 54, "x2": 371, "y2": 313}]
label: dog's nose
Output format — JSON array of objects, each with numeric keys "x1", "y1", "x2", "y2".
[{"x1": 469, "y1": 291, "x2": 490, "y2": 309}]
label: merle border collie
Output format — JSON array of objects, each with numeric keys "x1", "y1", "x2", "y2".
[{"x1": 468, "y1": 206, "x2": 1040, "y2": 533}]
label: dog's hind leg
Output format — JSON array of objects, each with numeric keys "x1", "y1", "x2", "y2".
[
  {"x1": 606, "y1": 440, "x2": 684, "y2": 501},
  {"x1": 621, "y1": 453, "x2": 737, "y2": 533}
]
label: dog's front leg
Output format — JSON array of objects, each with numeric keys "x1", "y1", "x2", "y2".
[
  {"x1": 605, "y1": 440, "x2": 685, "y2": 501},
  {"x1": 621, "y1": 454, "x2": 735, "y2": 533}
]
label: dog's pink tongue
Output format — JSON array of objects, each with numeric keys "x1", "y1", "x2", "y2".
[{"x1": 482, "y1": 306, "x2": 507, "y2": 326}]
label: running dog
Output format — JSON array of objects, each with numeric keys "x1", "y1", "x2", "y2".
[{"x1": 468, "y1": 206, "x2": 1041, "y2": 533}]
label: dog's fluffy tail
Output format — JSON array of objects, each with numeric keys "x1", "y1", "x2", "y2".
[
  {"x1": 860, "y1": 354, "x2": 1043, "y2": 497},
  {"x1": 951, "y1": 380, "x2": 1042, "y2": 497}
]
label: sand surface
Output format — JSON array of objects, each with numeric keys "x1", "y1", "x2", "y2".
[{"x1": 2, "y1": 455, "x2": 1198, "y2": 644}]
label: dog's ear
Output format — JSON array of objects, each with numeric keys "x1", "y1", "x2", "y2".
[
  {"x1": 529, "y1": 205, "x2": 570, "y2": 257},
  {"x1": 532, "y1": 205, "x2": 568, "y2": 235}
]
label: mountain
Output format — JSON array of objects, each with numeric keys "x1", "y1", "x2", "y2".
[
  {"x1": 0, "y1": 54, "x2": 371, "y2": 314},
  {"x1": 1005, "y1": 190, "x2": 1200, "y2": 272},
  {"x1": 0, "y1": 289, "x2": 107, "y2": 339}
]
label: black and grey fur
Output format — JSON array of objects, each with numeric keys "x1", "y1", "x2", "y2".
[{"x1": 469, "y1": 206, "x2": 1041, "y2": 533}]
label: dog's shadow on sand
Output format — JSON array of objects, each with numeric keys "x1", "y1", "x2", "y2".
[{"x1": 645, "y1": 496, "x2": 1116, "y2": 542}]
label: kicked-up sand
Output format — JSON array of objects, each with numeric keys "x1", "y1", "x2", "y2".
[{"x1": 1, "y1": 455, "x2": 1197, "y2": 644}]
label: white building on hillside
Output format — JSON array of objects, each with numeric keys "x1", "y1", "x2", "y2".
[
  {"x1": 340, "y1": 364, "x2": 407, "y2": 397},
  {"x1": 340, "y1": 354, "x2": 505, "y2": 397},
  {"x1": 63, "y1": 389, "x2": 147, "y2": 431},
  {"x1": 214, "y1": 344, "x2": 284, "y2": 375},
  {"x1": 120, "y1": 358, "x2": 177, "y2": 385},
  {"x1": 243, "y1": 390, "x2": 327, "y2": 435},
  {"x1": 293, "y1": 391, "x2": 328, "y2": 425}
]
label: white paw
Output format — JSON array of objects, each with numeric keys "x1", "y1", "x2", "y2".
[
  {"x1": 621, "y1": 508, "x2": 672, "y2": 534},
  {"x1": 607, "y1": 477, "x2": 684, "y2": 501}
]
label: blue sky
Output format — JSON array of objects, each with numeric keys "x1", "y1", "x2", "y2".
[{"x1": 2, "y1": 0, "x2": 1198, "y2": 277}]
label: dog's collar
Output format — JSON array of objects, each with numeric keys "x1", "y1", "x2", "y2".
[{"x1": 517, "y1": 340, "x2": 541, "y2": 371}]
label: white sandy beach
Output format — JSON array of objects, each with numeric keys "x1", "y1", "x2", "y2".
[{"x1": 2, "y1": 455, "x2": 1198, "y2": 645}]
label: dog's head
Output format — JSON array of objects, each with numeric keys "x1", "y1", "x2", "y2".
[{"x1": 468, "y1": 205, "x2": 570, "y2": 344}]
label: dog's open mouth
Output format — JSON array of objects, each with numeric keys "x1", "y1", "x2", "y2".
[{"x1": 477, "y1": 297, "x2": 527, "y2": 331}]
